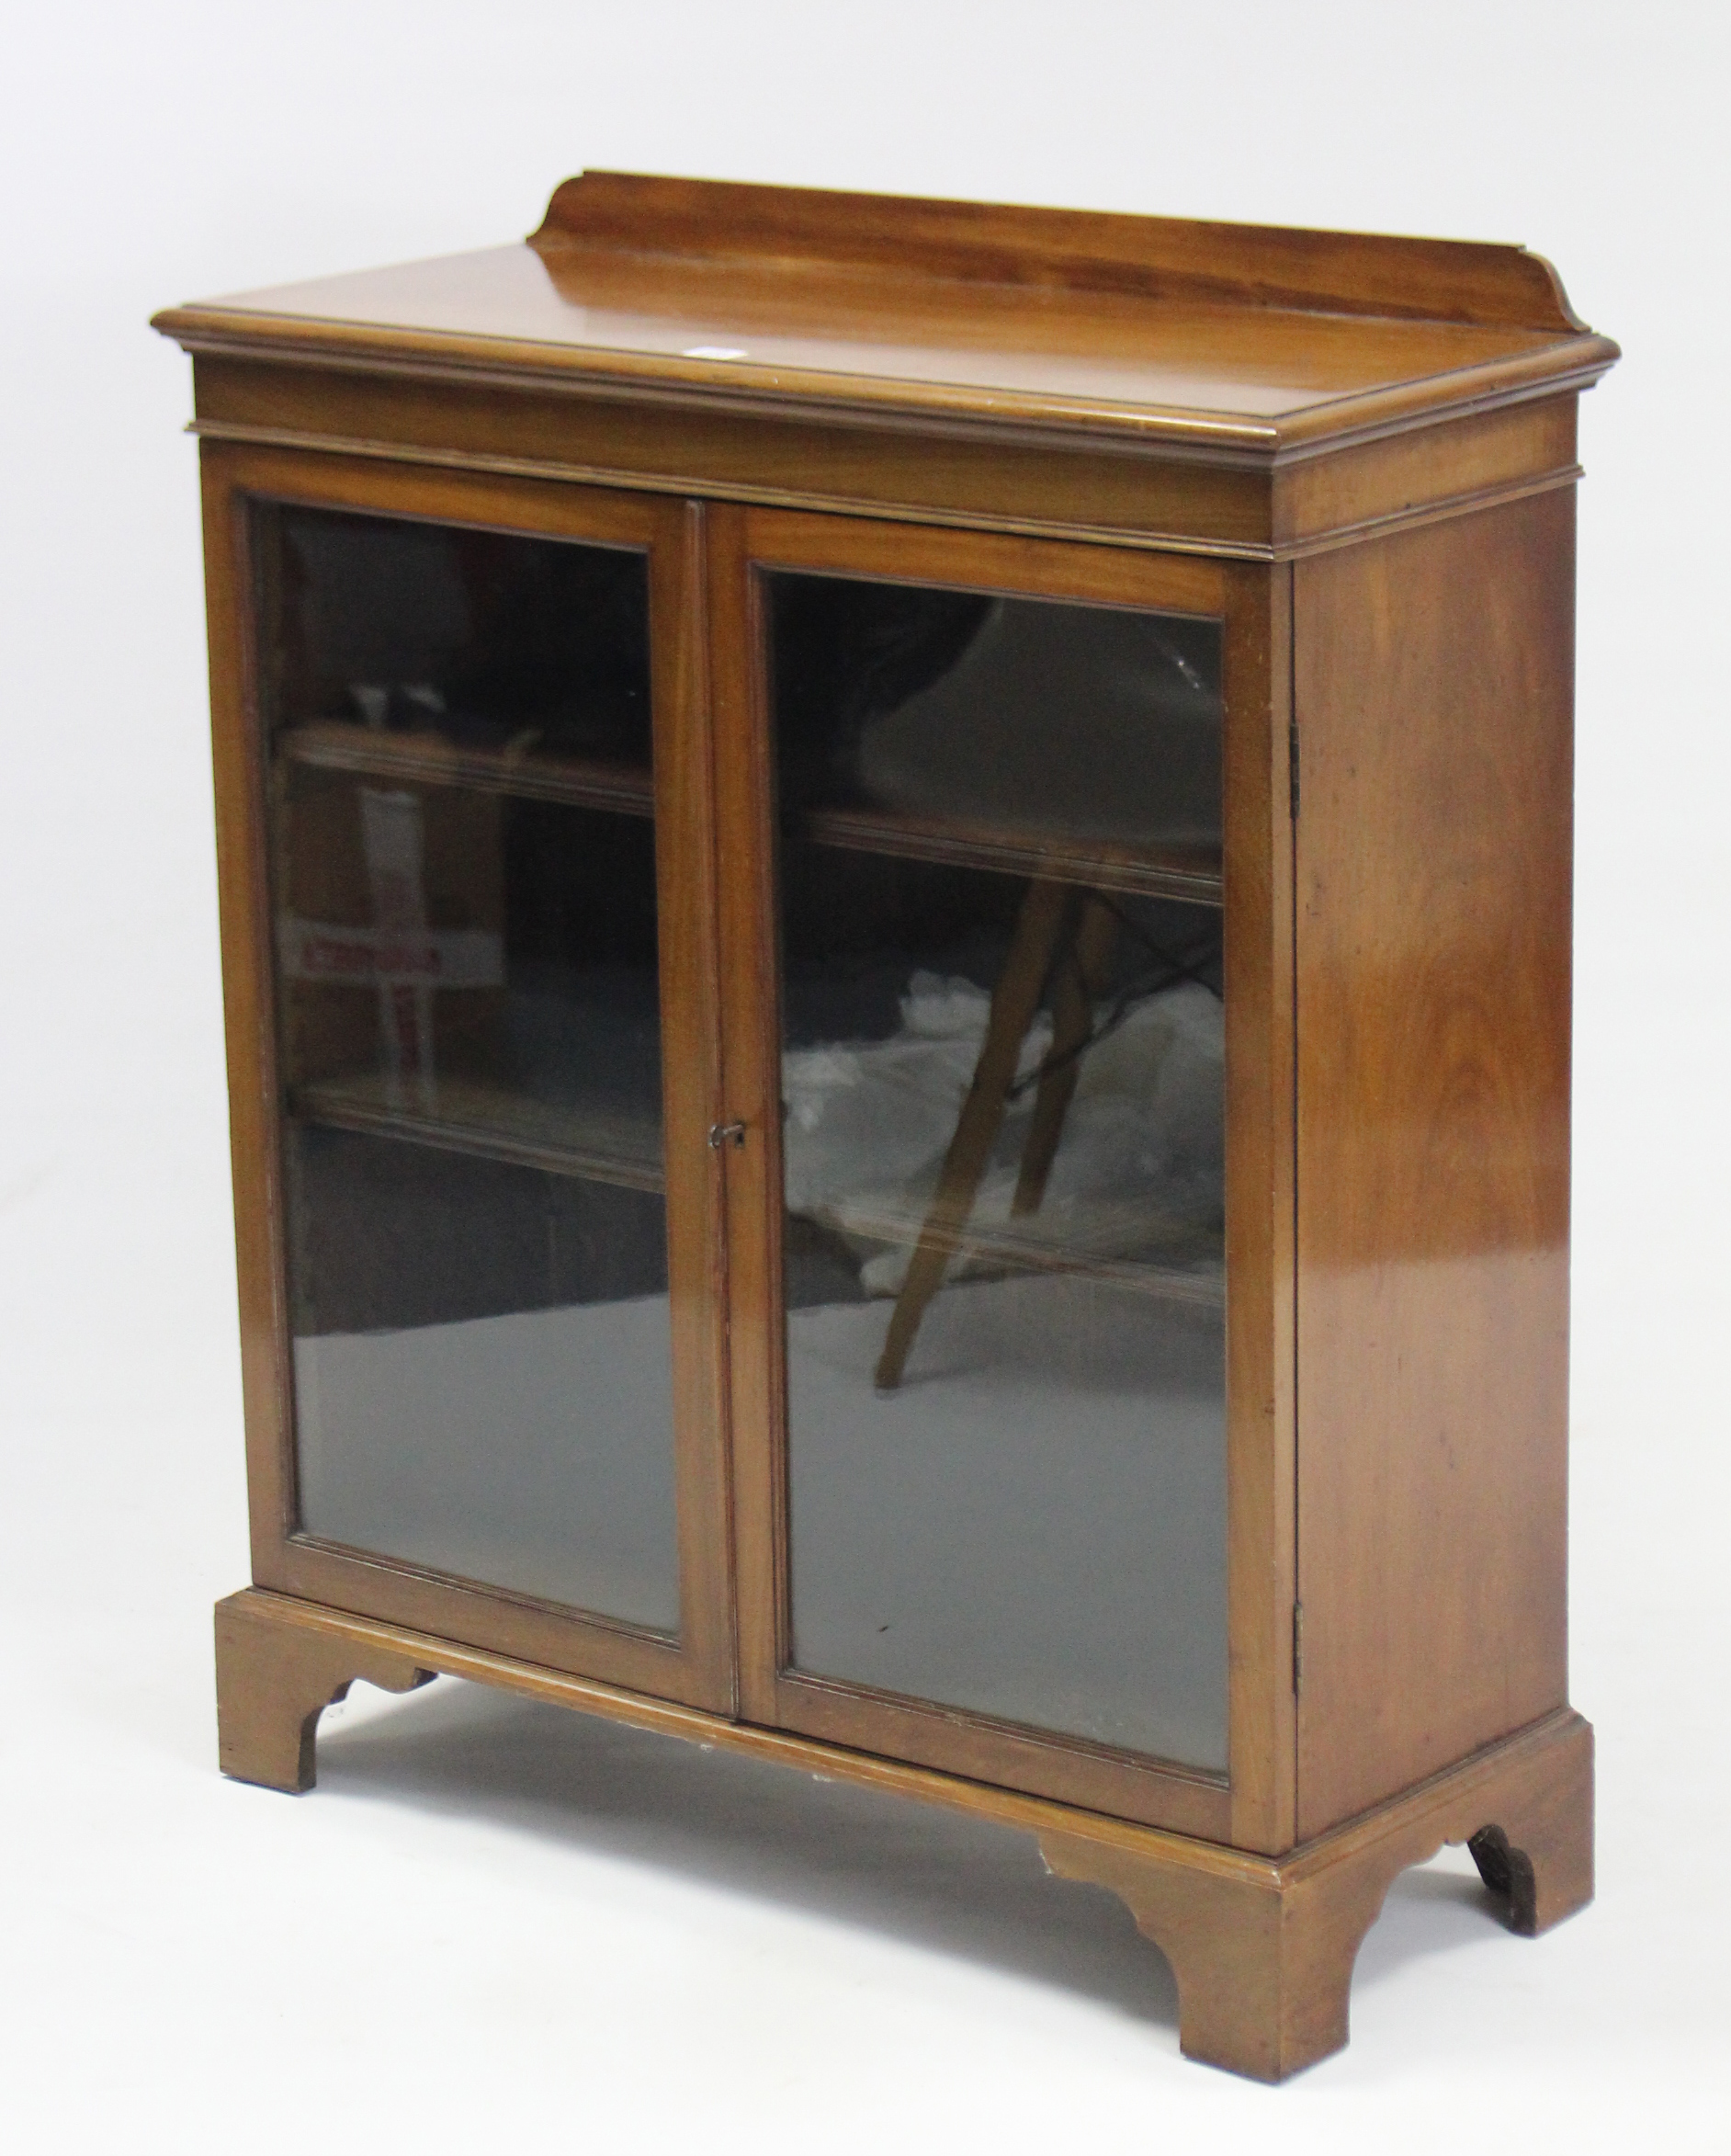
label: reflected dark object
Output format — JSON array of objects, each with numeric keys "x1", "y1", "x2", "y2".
[
  {"x1": 771, "y1": 577, "x2": 992, "y2": 805},
  {"x1": 268, "y1": 505, "x2": 652, "y2": 765},
  {"x1": 770, "y1": 573, "x2": 1220, "y2": 850}
]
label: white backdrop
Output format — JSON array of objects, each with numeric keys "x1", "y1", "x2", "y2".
[{"x1": 3, "y1": 3, "x2": 1726, "y2": 2147}]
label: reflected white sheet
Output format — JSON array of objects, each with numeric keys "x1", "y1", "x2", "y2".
[
  {"x1": 786, "y1": 1271, "x2": 1228, "y2": 1771},
  {"x1": 295, "y1": 1294, "x2": 679, "y2": 1633},
  {"x1": 784, "y1": 973, "x2": 1224, "y2": 1291}
]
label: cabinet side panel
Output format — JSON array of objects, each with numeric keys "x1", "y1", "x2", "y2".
[{"x1": 1294, "y1": 491, "x2": 1573, "y2": 1839}]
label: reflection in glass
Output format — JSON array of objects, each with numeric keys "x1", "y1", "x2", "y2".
[
  {"x1": 770, "y1": 573, "x2": 1228, "y2": 1769},
  {"x1": 260, "y1": 505, "x2": 678, "y2": 1631},
  {"x1": 266, "y1": 504, "x2": 652, "y2": 766},
  {"x1": 771, "y1": 573, "x2": 1221, "y2": 857}
]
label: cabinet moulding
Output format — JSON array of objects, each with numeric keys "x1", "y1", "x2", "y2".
[{"x1": 217, "y1": 1587, "x2": 1592, "y2": 2082}]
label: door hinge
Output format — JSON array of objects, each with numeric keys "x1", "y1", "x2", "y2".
[
  {"x1": 1288, "y1": 721, "x2": 1300, "y2": 821},
  {"x1": 1292, "y1": 1601, "x2": 1305, "y2": 1696},
  {"x1": 707, "y1": 1120, "x2": 747, "y2": 1151}
]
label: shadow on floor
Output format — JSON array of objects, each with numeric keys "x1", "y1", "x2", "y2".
[{"x1": 317, "y1": 1675, "x2": 1514, "y2": 2038}]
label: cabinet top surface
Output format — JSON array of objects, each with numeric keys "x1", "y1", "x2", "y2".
[{"x1": 154, "y1": 172, "x2": 1617, "y2": 460}]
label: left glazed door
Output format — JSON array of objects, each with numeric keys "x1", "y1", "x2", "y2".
[{"x1": 202, "y1": 444, "x2": 734, "y2": 1713}]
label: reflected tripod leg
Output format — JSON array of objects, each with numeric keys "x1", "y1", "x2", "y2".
[
  {"x1": 1012, "y1": 891, "x2": 1115, "y2": 1219},
  {"x1": 875, "y1": 877, "x2": 1074, "y2": 1391}
]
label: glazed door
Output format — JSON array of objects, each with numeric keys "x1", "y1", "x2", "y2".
[
  {"x1": 711, "y1": 508, "x2": 1294, "y2": 1842},
  {"x1": 202, "y1": 445, "x2": 732, "y2": 1712}
]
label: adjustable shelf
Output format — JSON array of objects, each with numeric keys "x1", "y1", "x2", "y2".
[
  {"x1": 280, "y1": 721, "x2": 1222, "y2": 904},
  {"x1": 800, "y1": 1195, "x2": 1224, "y2": 1306},
  {"x1": 797, "y1": 802, "x2": 1221, "y2": 905},
  {"x1": 292, "y1": 1071, "x2": 665, "y2": 1192},
  {"x1": 279, "y1": 721, "x2": 656, "y2": 818}
]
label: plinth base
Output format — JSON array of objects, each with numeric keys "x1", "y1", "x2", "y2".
[{"x1": 215, "y1": 1587, "x2": 1591, "y2": 2080}]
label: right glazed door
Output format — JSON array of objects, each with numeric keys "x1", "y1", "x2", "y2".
[{"x1": 714, "y1": 509, "x2": 1289, "y2": 1840}]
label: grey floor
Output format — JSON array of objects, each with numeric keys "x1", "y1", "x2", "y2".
[
  {"x1": 787, "y1": 1271, "x2": 1228, "y2": 1769},
  {"x1": 295, "y1": 1291, "x2": 681, "y2": 1633}
]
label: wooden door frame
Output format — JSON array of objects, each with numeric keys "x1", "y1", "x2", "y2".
[
  {"x1": 708, "y1": 503, "x2": 1296, "y2": 1846},
  {"x1": 199, "y1": 439, "x2": 736, "y2": 1714}
]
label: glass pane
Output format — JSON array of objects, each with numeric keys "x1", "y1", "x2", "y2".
[
  {"x1": 772, "y1": 574, "x2": 1220, "y2": 861},
  {"x1": 266, "y1": 503, "x2": 651, "y2": 766},
  {"x1": 770, "y1": 573, "x2": 1228, "y2": 1770},
  {"x1": 260, "y1": 505, "x2": 679, "y2": 1633}
]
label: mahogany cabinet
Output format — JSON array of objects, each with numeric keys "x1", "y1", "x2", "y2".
[{"x1": 154, "y1": 173, "x2": 1617, "y2": 2079}]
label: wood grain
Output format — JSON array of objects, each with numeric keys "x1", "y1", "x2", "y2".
[
  {"x1": 214, "y1": 1590, "x2": 433, "y2": 1792},
  {"x1": 200, "y1": 448, "x2": 296, "y2": 1583},
  {"x1": 217, "y1": 1587, "x2": 1592, "y2": 2080},
  {"x1": 736, "y1": 507, "x2": 1226, "y2": 610},
  {"x1": 1043, "y1": 1703, "x2": 1591, "y2": 2079},
  {"x1": 1272, "y1": 394, "x2": 1581, "y2": 555},
  {"x1": 153, "y1": 171, "x2": 1619, "y2": 478},
  {"x1": 184, "y1": 348, "x2": 1611, "y2": 562},
  {"x1": 156, "y1": 286, "x2": 1613, "y2": 463},
  {"x1": 1293, "y1": 490, "x2": 1576, "y2": 1837},
  {"x1": 1221, "y1": 559, "x2": 1297, "y2": 1855},
  {"x1": 706, "y1": 503, "x2": 786, "y2": 1727},
  {"x1": 186, "y1": 354, "x2": 1276, "y2": 556},
  {"x1": 649, "y1": 495, "x2": 738, "y2": 1716},
  {"x1": 535, "y1": 170, "x2": 1591, "y2": 331}
]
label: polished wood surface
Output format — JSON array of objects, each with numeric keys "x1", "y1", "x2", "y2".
[
  {"x1": 1220, "y1": 558, "x2": 1297, "y2": 1855},
  {"x1": 736, "y1": 504, "x2": 1225, "y2": 609},
  {"x1": 184, "y1": 353, "x2": 1275, "y2": 559},
  {"x1": 1293, "y1": 490, "x2": 1575, "y2": 1837},
  {"x1": 185, "y1": 350, "x2": 1590, "y2": 563},
  {"x1": 217, "y1": 1586, "x2": 1592, "y2": 2078},
  {"x1": 1273, "y1": 393, "x2": 1580, "y2": 556},
  {"x1": 154, "y1": 174, "x2": 1615, "y2": 468},
  {"x1": 164, "y1": 175, "x2": 1610, "y2": 2077},
  {"x1": 199, "y1": 442, "x2": 738, "y2": 1712},
  {"x1": 214, "y1": 1590, "x2": 433, "y2": 1791},
  {"x1": 280, "y1": 719, "x2": 655, "y2": 817},
  {"x1": 651, "y1": 494, "x2": 738, "y2": 1714},
  {"x1": 1042, "y1": 1703, "x2": 1591, "y2": 2079},
  {"x1": 534, "y1": 171, "x2": 1590, "y2": 331}
]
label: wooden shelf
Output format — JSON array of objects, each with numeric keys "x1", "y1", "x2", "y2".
[
  {"x1": 277, "y1": 725, "x2": 1219, "y2": 904},
  {"x1": 292, "y1": 1071, "x2": 665, "y2": 1192},
  {"x1": 280, "y1": 721, "x2": 655, "y2": 818},
  {"x1": 296, "y1": 1065, "x2": 1218, "y2": 1301},
  {"x1": 805, "y1": 1197, "x2": 1225, "y2": 1309},
  {"x1": 796, "y1": 802, "x2": 1222, "y2": 905}
]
